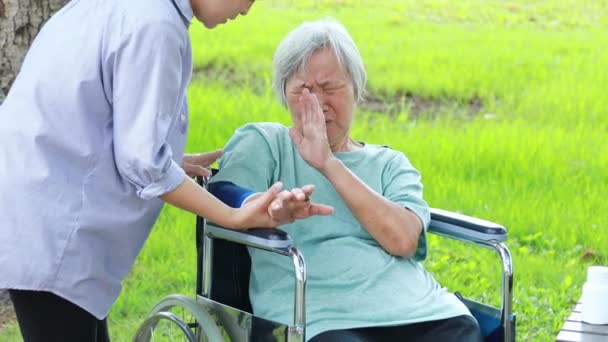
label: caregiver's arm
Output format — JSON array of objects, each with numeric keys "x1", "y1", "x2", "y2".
[
  {"x1": 161, "y1": 176, "x2": 285, "y2": 230},
  {"x1": 209, "y1": 181, "x2": 334, "y2": 223}
]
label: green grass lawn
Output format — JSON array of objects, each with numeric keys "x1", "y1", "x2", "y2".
[{"x1": 1, "y1": 1, "x2": 607, "y2": 341}]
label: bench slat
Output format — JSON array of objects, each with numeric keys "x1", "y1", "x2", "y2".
[
  {"x1": 556, "y1": 329, "x2": 608, "y2": 342},
  {"x1": 557, "y1": 299, "x2": 608, "y2": 341},
  {"x1": 561, "y1": 321, "x2": 608, "y2": 335}
]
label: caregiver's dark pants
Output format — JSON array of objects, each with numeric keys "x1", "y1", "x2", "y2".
[{"x1": 8, "y1": 289, "x2": 110, "y2": 342}]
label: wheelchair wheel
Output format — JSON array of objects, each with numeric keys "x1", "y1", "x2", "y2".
[{"x1": 134, "y1": 294, "x2": 223, "y2": 342}]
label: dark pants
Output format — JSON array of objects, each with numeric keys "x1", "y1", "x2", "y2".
[
  {"x1": 310, "y1": 315, "x2": 483, "y2": 342},
  {"x1": 8, "y1": 289, "x2": 110, "y2": 342}
]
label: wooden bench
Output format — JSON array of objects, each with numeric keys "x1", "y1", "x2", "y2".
[{"x1": 556, "y1": 302, "x2": 608, "y2": 342}]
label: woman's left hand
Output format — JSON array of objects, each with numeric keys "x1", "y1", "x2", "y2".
[
  {"x1": 289, "y1": 88, "x2": 333, "y2": 171},
  {"x1": 181, "y1": 149, "x2": 223, "y2": 178},
  {"x1": 267, "y1": 184, "x2": 334, "y2": 222},
  {"x1": 243, "y1": 184, "x2": 334, "y2": 226}
]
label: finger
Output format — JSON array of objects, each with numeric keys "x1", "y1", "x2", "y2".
[
  {"x1": 183, "y1": 163, "x2": 211, "y2": 178},
  {"x1": 270, "y1": 198, "x2": 282, "y2": 211},
  {"x1": 303, "y1": 92, "x2": 314, "y2": 129},
  {"x1": 193, "y1": 149, "x2": 224, "y2": 166},
  {"x1": 203, "y1": 149, "x2": 224, "y2": 165},
  {"x1": 291, "y1": 201, "x2": 309, "y2": 211},
  {"x1": 269, "y1": 200, "x2": 295, "y2": 223},
  {"x1": 257, "y1": 182, "x2": 284, "y2": 209},
  {"x1": 269, "y1": 182, "x2": 284, "y2": 195},
  {"x1": 292, "y1": 100, "x2": 304, "y2": 134},
  {"x1": 278, "y1": 190, "x2": 294, "y2": 202},
  {"x1": 270, "y1": 191, "x2": 290, "y2": 211},
  {"x1": 301, "y1": 184, "x2": 315, "y2": 197},
  {"x1": 308, "y1": 94, "x2": 325, "y2": 129},
  {"x1": 299, "y1": 88, "x2": 322, "y2": 123},
  {"x1": 308, "y1": 95, "x2": 323, "y2": 133},
  {"x1": 269, "y1": 200, "x2": 286, "y2": 218},
  {"x1": 293, "y1": 208, "x2": 312, "y2": 219},
  {"x1": 182, "y1": 163, "x2": 194, "y2": 176},
  {"x1": 309, "y1": 92, "x2": 322, "y2": 114},
  {"x1": 199, "y1": 167, "x2": 212, "y2": 178},
  {"x1": 289, "y1": 127, "x2": 303, "y2": 147},
  {"x1": 308, "y1": 203, "x2": 334, "y2": 216},
  {"x1": 300, "y1": 89, "x2": 311, "y2": 127},
  {"x1": 292, "y1": 203, "x2": 333, "y2": 219},
  {"x1": 290, "y1": 188, "x2": 306, "y2": 201}
]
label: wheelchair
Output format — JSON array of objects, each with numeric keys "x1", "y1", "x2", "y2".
[{"x1": 134, "y1": 176, "x2": 515, "y2": 342}]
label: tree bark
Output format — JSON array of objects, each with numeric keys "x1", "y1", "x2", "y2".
[
  {"x1": 0, "y1": 0, "x2": 67, "y2": 323},
  {"x1": 0, "y1": 0, "x2": 68, "y2": 98}
]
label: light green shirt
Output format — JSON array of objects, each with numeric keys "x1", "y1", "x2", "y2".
[{"x1": 212, "y1": 123, "x2": 471, "y2": 340}]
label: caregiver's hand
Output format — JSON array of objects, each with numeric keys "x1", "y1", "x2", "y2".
[
  {"x1": 231, "y1": 182, "x2": 286, "y2": 228},
  {"x1": 181, "y1": 149, "x2": 223, "y2": 177}
]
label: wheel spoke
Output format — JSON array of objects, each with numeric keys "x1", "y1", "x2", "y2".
[{"x1": 134, "y1": 294, "x2": 222, "y2": 342}]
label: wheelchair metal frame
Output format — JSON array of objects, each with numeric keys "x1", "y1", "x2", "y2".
[
  {"x1": 135, "y1": 177, "x2": 515, "y2": 342},
  {"x1": 429, "y1": 208, "x2": 514, "y2": 342},
  {"x1": 200, "y1": 227, "x2": 307, "y2": 342},
  {"x1": 195, "y1": 210, "x2": 514, "y2": 342}
]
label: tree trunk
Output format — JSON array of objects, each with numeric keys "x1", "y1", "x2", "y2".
[
  {"x1": 0, "y1": 0, "x2": 67, "y2": 98},
  {"x1": 0, "y1": 0, "x2": 67, "y2": 325}
]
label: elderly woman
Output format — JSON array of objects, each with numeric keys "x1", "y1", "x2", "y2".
[{"x1": 210, "y1": 19, "x2": 482, "y2": 342}]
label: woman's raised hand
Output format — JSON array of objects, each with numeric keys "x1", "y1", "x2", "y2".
[{"x1": 289, "y1": 88, "x2": 333, "y2": 171}]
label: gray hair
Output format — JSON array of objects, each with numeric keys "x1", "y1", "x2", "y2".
[{"x1": 272, "y1": 18, "x2": 367, "y2": 107}]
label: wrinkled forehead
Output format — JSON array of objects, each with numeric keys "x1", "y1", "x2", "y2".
[{"x1": 290, "y1": 47, "x2": 351, "y2": 83}]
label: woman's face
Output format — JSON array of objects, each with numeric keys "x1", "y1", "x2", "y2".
[
  {"x1": 285, "y1": 48, "x2": 357, "y2": 151},
  {"x1": 191, "y1": 0, "x2": 255, "y2": 28}
]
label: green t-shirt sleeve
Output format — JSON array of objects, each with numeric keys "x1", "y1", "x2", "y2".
[
  {"x1": 381, "y1": 151, "x2": 431, "y2": 261},
  {"x1": 210, "y1": 124, "x2": 276, "y2": 193}
]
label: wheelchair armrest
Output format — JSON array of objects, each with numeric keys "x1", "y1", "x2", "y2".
[
  {"x1": 206, "y1": 224, "x2": 294, "y2": 252},
  {"x1": 195, "y1": 174, "x2": 293, "y2": 252},
  {"x1": 428, "y1": 208, "x2": 507, "y2": 243}
]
